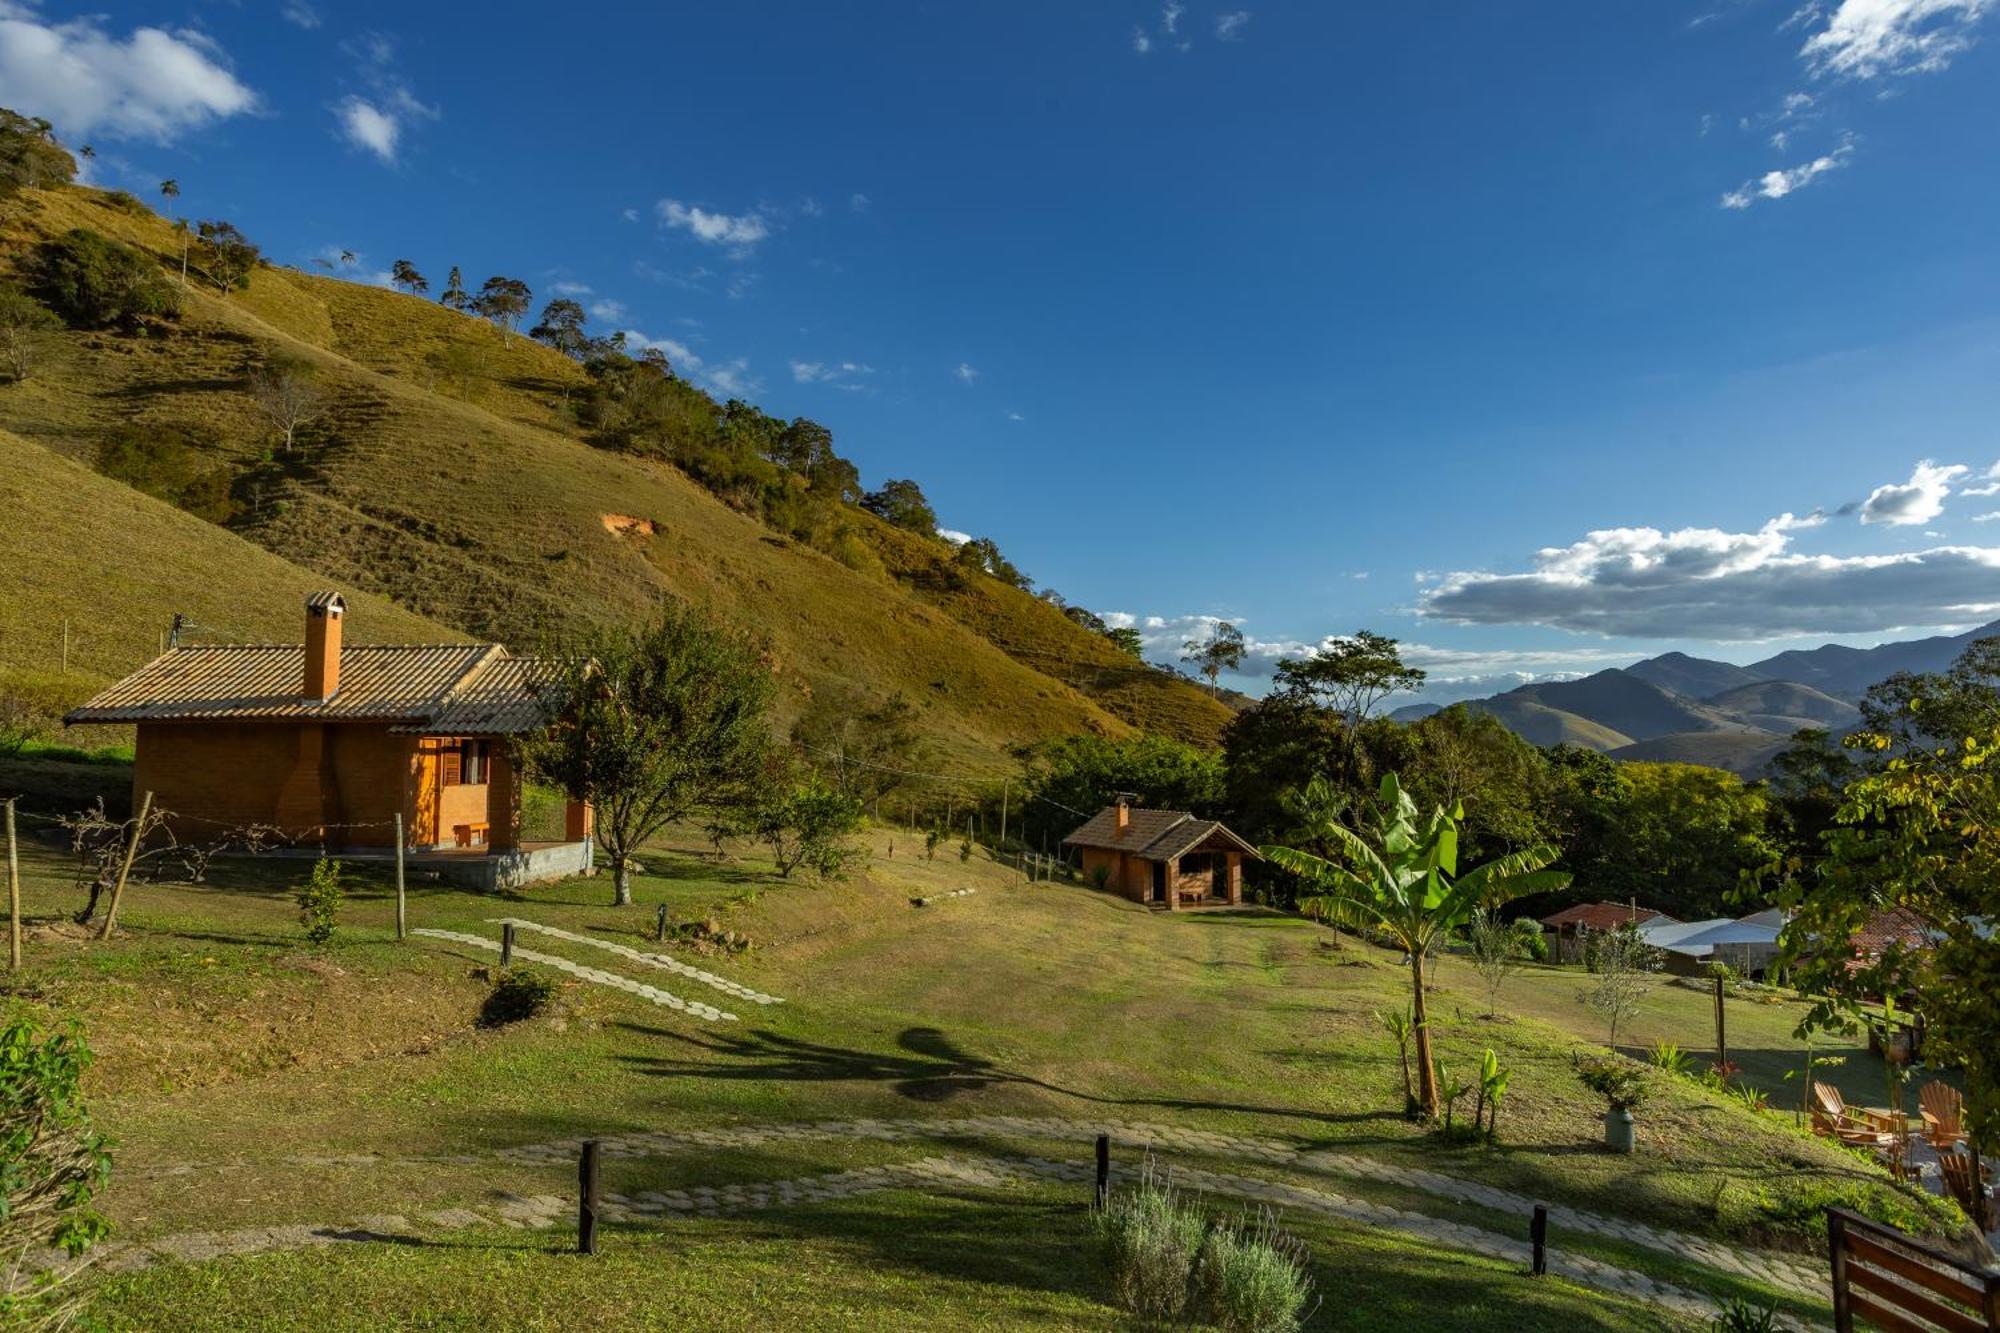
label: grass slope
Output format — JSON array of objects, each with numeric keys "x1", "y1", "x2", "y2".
[
  {"x1": 1607, "y1": 731, "x2": 1790, "y2": 778},
  {"x1": 1624, "y1": 652, "x2": 1766, "y2": 700},
  {"x1": 1469, "y1": 697, "x2": 1634, "y2": 751},
  {"x1": 0, "y1": 184, "x2": 1226, "y2": 768},
  {"x1": 1704, "y1": 680, "x2": 1860, "y2": 733},
  {"x1": 1502, "y1": 670, "x2": 1742, "y2": 743}
]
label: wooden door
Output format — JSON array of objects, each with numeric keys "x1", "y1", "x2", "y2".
[{"x1": 410, "y1": 740, "x2": 440, "y2": 845}]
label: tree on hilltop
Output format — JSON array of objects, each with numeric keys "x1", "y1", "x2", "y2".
[
  {"x1": 860, "y1": 478, "x2": 938, "y2": 534},
  {"x1": 472, "y1": 275, "x2": 532, "y2": 332},
  {"x1": 194, "y1": 220, "x2": 259, "y2": 294},
  {"x1": 1181, "y1": 621, "x2": 1246, "y2": 686},
  {"x1": 439, "y1": 266, "x2": 469, "y2": 312},
  {"x1": 390, "y1": 260, "x2": 428, "y2": 295},
  {"x1": 528, "y1": 297, "x2": 589, "y2": 358},
  {"x1": 1275, "y1": 631, "x2": 1427, "y2": 733}
]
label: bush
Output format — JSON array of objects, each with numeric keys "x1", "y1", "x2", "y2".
[
  {"x1": 0, "y1": 1015, "x2": 113, "y2": 1327},
  {"x1": 1576, "y1": 1056, "x2": 1647, "y2": 1111},
  {"x1": 0, "y1": 109, "x2": 76, "y2": 199},
  {"x1": 96, "y1": 424, "x2": 238, "y2": 523},
  {"x1": 1096, "y1": 1163, "x2": 1206, "y2": 1323},
  {"x1": 1510, "y1": 916, "x2": 1548, "y2": 962},
  {"x1": 753, "y1": 777, "x2": 864, "y2": 881},
  {"x1": 0, "y1": 692, "x2": 55, "y2": 756},
  {"x1": 1194, "y1": 1208, "x2": 1315, "y2": 1333},
  {"x1": 481, "y1": 968, "x2": 558, "y2": 1026},
  {"x1": 1647, "y1": 1040, "x2": 1694, "y2": 1077},
  {"x1": 36, "y1": 228, "x2": 178, "y2": 328},
  {"x1": 0, "y1": 283, "x2": 63, "y2": 382},
  {"x1": 1710, "y1": 1299, "x2": 1779, "y2": 1333},
  {"x1": 295, "y1": 859, "x2": 342, "y2": 947}
]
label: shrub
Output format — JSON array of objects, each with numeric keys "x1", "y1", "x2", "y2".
[
  {"x1": 0, "y1": 1015, "x2": 113, "y2": 1328},
  {"x1": 1710, "y1": 1299, "x2": 1779, "y2": 1333},
  {"x1": 753, "y1": 777, "x2": 864, "y2": 881},
  {"x1": 1647, "y1": 1040, "x2": 1694, "y2": 1077},
  {"x1": 1510, "y1": 916, "x2": 1549, "y2": 962},
  {"x1": 0, "y1": 692, "x2": 54, "y2": 756},
  {"x1": 0, "y1": 283, "x2": 63, "y2": 382},
  {"x1": 96, "y1": 424, "x2": 238, "y2": 524},
  {"x1": 1576, "y1": 1056, "x2": 1647, "y2": 1111},
  {"x1": 295, "y1": 858, "x2": 343, "y2": 947},
  {"x1": 36, "y1": 228, "x2": 178, "y2": 328},
  {"x1": 1096, "y1": 1163, "x2": 1206, "y2": 1323},
  {"x1": 0, "y1": 109, "x2": 76, "y2": 198},
  {"x1": 1194, "y1": 1208, "x2": 1315, "y2": 1333},
  {"x1": 481, "y1": 968, "x2": 558, "y2": 1026}
]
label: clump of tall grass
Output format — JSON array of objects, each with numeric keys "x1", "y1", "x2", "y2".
[{"x1": 1096, "y1": 1159, "x2": 1316, "y2": 1332}]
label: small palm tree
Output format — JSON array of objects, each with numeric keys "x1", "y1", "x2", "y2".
[{"x1": 1263, "y1": 773, "x2": 1568, "y2": 1119}]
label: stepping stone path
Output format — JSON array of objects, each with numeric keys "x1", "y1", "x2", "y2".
[
  {"x1": 912, "y1": 888, "x2": 977, "y2": 907},
  {"x1": 487, "y1": 918, "x2": 785, "y2": 1006},
  {"x1": 410, "y1": 929, "x2": 737, "y2": 1022}
]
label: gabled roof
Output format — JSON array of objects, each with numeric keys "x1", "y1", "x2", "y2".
[
  {"x1": 1061, "y1": 806, "x2": 1259, "y2": 861},
  {"x1": 1851, "y1": 907, "x2": 1937, "y2": 957},
  {"x1": 65, "y1": 643, "x2": 554, "y2": 735},
  {"x1": 1541, "y1": 901, "x2": 1676, "y2": 931}
]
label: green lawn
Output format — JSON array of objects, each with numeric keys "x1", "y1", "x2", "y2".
[{"x1": 0, "y1": 784, "x2": 1970, "y2": 1327}]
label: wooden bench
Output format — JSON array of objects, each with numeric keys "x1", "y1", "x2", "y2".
[{"x1": 452, "y1": 821, "x2": 490, "y2": 848}]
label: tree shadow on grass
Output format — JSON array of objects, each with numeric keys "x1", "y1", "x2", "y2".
[{"x1": 614, "y1": 1023, "x2": 1406, "y2": 1133}]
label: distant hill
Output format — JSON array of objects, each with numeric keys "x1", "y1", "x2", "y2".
[
  {"x1": 0, "y1": 182, "x2": 1233, "y2": 773},
  {"x1": 1466, "y1": 696, "x2": 1634, "y2": 750},
  {"x1": 1495, "y1": 670, "x2": 1735, "y2": 742},
  {"x1": 1389, "y1": 702, "x2": 1443, "y2": 722},
  {"x1": 1625, "y1": 651, "x2": 1765, "y2": 699},
  {"x1": 1704, "y1": 680, "x2": 1859, "y2": 735},
  {"x1": 1744, "y1": 620, "x2": 2000, "y2": 699},
  {"x1": 1607, "y1": 730, "x2": 1790, "y2": 775}
]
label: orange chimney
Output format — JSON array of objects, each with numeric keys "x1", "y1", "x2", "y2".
[
  {"x1": 1115, "y1": 792, "x2": 1133, "y2": 831},
  {"x1": 304, "y1": 591, "x2": 345, "y2": 702}
]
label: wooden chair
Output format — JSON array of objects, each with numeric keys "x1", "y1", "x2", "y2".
[
  {"x1": 1937, "y1": 1151, "x2": 1992, "y2": 1231},
  {"x1": 1811, "y1": 1081, "x2": 1900, "y2": 1149},
  {"x1": 1918, "y1": 1081, "x2": 1968, "y2": 1151}
]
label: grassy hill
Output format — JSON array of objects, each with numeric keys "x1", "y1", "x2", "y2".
[
  {"x1": 1607, "y1": 730, "x2": 1790, "y2": 776},
  {"x1": 0, "y1": 183, "x2": 1231, "y2": 771},
  {"x1": 1704, "y1": 680, "x2": 1859, "y2": 735},
  {"x1": 1624, "y1": 651, "x2": 1765, "y2": 700},
  {"x1": 1468, "y1": 696, "x2": 1634, "y2": 750},
  {"x1": 1745, "y1": 619, "x2": 2000, "y2": 699},
  {"x1": 1501, "y1": 670, "x2": 1739, "y2": 742}
]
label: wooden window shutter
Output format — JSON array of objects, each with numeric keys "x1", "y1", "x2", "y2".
[{"x1": 441, "y1": 744, "x2": 462, "y2": 786}]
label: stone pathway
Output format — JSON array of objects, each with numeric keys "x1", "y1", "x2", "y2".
[
  {"x1": 410, "y1": 929, "x2": 738, "y2": 1022},
  {"x1": 486, "y1": 918, "x2": 785, "y2": 1007},
  {"x1": 85, "y1": 1151, "x2": 1772, "y2": 1325}
]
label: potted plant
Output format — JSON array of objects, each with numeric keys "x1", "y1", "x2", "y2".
[{"x1": 1576, "y1": 1057, "x2": 1646, "y2": 1153}]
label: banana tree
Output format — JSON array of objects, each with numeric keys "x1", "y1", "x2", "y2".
[{"x1": 1263, "y1": 772, "x2": 1569, "y2": 1119}]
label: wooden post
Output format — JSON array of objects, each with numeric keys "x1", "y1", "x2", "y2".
[
  {"x1": 393, "y1": 813, "x2": 406, "y2": 941},
  {"x1": 1713, "y1": 972, "x2": 1727, "y2": 1069},
  {"x1": 655, "y1": 904, "x2": 668, "y2": 944},
  {"x1": 1530, "y1": 1203, "x2": 1547, "y2": 1276},
  {"x1": 97, "y1": 790, "x2": 152, "y2": 941},
  {"x1": 999, "y1": 781, "x2": 1009, "y2": 855},
  {"x1": 5, "y1": 798, "x2": 19, "y2": 971},
  {"x1": 578, "y1": 1140, "x2": 601, "y2": 1255},
  {"x1": 1827, "y1": 1209, "x2": 1851, "y2": 1333},
  {"x1": 60, "y1": 618, "x2": 68, "y2": 675},
  {"x1": 501, "y1": 922, "x2": 515, "y2": 968},
  {"x1": 1094, "y1": 1133, "x2": 1110, "y2": 1211}
]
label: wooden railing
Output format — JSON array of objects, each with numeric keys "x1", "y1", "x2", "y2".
[{"x1": 1827, "y1": 1207, "x2": 1998, "y2": 1332}]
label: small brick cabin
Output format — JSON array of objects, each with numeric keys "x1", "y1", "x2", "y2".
[
  {"x1": 65, "y1": 593, "x2": 590, "y2": 876},
  {"x1": 1062, "y1": 795, "x2": 1257, "y2": 910}
]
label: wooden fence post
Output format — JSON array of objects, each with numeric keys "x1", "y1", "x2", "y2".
[
  {"x1": 5, "y1": 798, "x2": 19, "y2": 971},
  {"x1": 578, "y1": 1140, "x2": 601, "y2": 1255},
  {"x1": 1827, "y1": 1209, "x2": 1851, "y2": 1333},
  {"x1": 393, "y1": 813, "x2": 406, "y2": 941},
  {"x1": 655, "y1": 904, "x2": 668, "y2": 944},
  {"x1": 1094, "y1": 1134, "x2": 1110, "y2": 1211},
  {"x1": 1713, "y1": 972, "x2": 1728, "y2": 1069},
  {"x1": 1530, "y1": 1203, "x2": 1547, "y2": 1276},
  {"x1": 97, "y1": 790, "x2": 152, "y2": 941},
  {"x1": 501, "y1": 921, "x2": 515, "y2": 968}
]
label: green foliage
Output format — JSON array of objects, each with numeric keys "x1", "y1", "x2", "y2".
[
  {"x1": 1377, "y1": 1007, "x2": 1419, "y2": 1117},
  {"x1": 389, "y1": 260, "x2": 428, "y2": 295},
  {"x1": 1475, "y1": 1047, "x2": 1510, "y2": 1140},
  {"x1": 527, "y1": 603, "x2": 777, "y2": 907},
  {"x1": 1510, "y1": 915, "x2": 1549, "y2": 962},
  {"x1": 953, "y1": 536, "x2": 1031, "y2": 591},
  {"x1": 1016, "y1": 732, "x2": 1224, "y2": 849},
  {"x1": 0, "y1": 108, "x2": 76, "y2": 198},
  {"x1": 528, "y1": 298, "x2": 589, "y2": 358},
  {"x1": 1192, "y1": 1208, "x2": 1315, "y2": 1333},
  {"x1": 1272, "y1": 630, "x2": 1427, "y2": 729},
  {"x1": 753, "y1": 776, "x2": 864, "y2": 881},
  {"x1": 1181, "y1": 621, "x2": 1246, "y2": 686},
  {"x1": 295, "y1": 859, "x2": 343, "y2": 947},
  {"x1": 0, "y1": 691, "x2": 55, "y2": 757},
  {"x1": 1103, "y1": 626, "x2": 1145, "y2": 659},
  {"x1": 0, "y1": 1014, "x2": 111, "y2": 1328},
  {"x1": 480, "y1": 968, "x2": 558, "y2": 1026},
  {"x1": 1263, "y1": 772, "x2": 1568, "y2": 1117},
  {"x1": 1709, "y1": 1298, "x2": 1780, "y2": 1333},
  {"x1": 1465, "y1": 909, "x2": 1522, "y2": 1016},
  {"x1": 95, "y1": 424, "x2": 238, "y2": 524},
  {"x1": 923, "y1": 825, "x2": 943, "y2": 861},
  {"x1": 35, "y1": 228, "x2": 179, "y2": 328},
  {"x1": 791, "y1": 686, "x2": 931, "y2": 805},
  {"x1": 1646, "y1": 1041, "x2": 1694, "y2": 1078},
  {"x1": 1095, "y1": 1164, "x2": 1206, "y2": 1323},
  {"x1": 472, "y1": 275, "x2": 532, "y2": 331},
  {"x1": 194, "y1": 219, "x2": 259, "y2": 293},
  {"x1": 1727, "y1": 1174, "x2": 1962, "y2": 1249},
  {"x1": 0, "y1": 283, "x2": 64, "y2": 382},
  {"x1": 859, "y1": 478, "x2": 937, "y2": 534},
  {"x1": 1577, "y1": 923, "x2": 1661, "y2": 1048},
  {"x1": 1556, "y1": 760, "x2": 1780, "y2": 920},
  {"x1": 1575, "y1": 1056, "x2": 1647, "y2": 1111}
]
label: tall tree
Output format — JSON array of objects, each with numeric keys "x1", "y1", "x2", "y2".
[
  {"x1": 389, "y1": 259, "x2": 428, "y2": 295},
  {"x1": 0, "y1": 109, "x2": 76, "y2": 197},
  {"x1": 792, "y1": 686, "x2": 931, "y2": 806},
  {"x1": 1104, "y1": 627, "x2": 1144, "y2": 660},
  {"x1": 194, "y1": 220, "x2": 259, "y2": 293},
  {"x1": 1263, "y1": 773, "x2": 1567, "y2": 1118},
  {"x1": 439, "y1": 266, "x2": 469, "y2": 311},
  {"x1": 249, "y1": 357, "x2": 330, "y2": 452},
  {"x1": 527, "y1": 604, "x2": 776, "y2": 907},
  {"x1": 472, "y1": 275, "x2": 532, "y2": 331},
  {"x1": 0, "y1": 284, "x2": 64, "y2": 381},
  {"x1": 859, "y1": 478, "x2": 938, "y2": 533},
  {"x1": 1274, "y1": 631, "x2": 1427, "y2": 731},
  {"x1": 528, "y1": 297, "x2": 590, "y2": 358},
  {"x1": 1181, "y1": 620, "x2": 1246, "y2": 686}
]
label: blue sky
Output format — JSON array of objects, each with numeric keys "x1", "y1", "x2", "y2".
[{"x1": 7, "y1": 0, "x2": 2000, "y2": 702}]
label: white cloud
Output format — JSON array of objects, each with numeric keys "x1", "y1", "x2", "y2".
[
  {"x1": 1419, "y1": 506, "x2": 2000, "y2": 639},
  {"x1": 1006, "y1": 411, "x2": 1025, "y2": 421},
  {"x1": 0, "y1": 8, "x2": 257, "y2": 141},
  {"x1": 937, "y1": 528, "x2": 972, "y2": 546},
  {"x1": 331, "y1": 35, "x2": 436, "y2": 166},
  {"x1": 656, "y1": 199, "x2": 771, "y2": 251},
  {"x1": 621, "y1": 207, "x2": 639, "y2": 223},
  {"x1": 1972, "y1": 511, "x2": 2000, "y2": 523},
  {"x1": 336, "y1": 97, "x2": 400, "y2": 161},
  {"x1": 1132, "y1": 26, "x2": 1153, "y2": 53},
  {"x1": 1162, "y1": 2, "x2": 1185, "y2": 34},
  {"x1": 622, "y1": 328, "x2": 760, "y2": 398},
  {"x1": 790, "y1": 359, "x2": 874, "y2": 389},
  {"x1": 1860, "y1": 459, "x2": 1968, "y2": 525},
  {"x1": 1720, "y1": 134, "x2": 1854, "y2": 208},
  {"x1": 1959, "y1": 462, "x2": 2000, "y2": 496},
  {"x1": 588, "y1": 299, "x2": 625, "y2": 322},
  {"x1": 849, "y1": 192, "x2": 870, "y2": 212},
  {"x1": 954, "y1": 362, "x2": 979, "y2": 384},
  {"x1": 1215, "y1": 10, "x2": 1252, "y2": 40},
  {"x1": 705, "y1": 358, "x2": 758, "y2": 396},
  {"x1": 1799, "y1": 0, "x2": 1993, "y2": 78},
  {"x1": 549, "y1": 281, "x2": 592, "y2": 296},
  {"x1": 281, "y1": 1, "x2": 322, "y2": 30}
]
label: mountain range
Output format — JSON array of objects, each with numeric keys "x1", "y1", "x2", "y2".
[{"x1": 1390, "y1": 620, "x2": 2000, "y2": 776}]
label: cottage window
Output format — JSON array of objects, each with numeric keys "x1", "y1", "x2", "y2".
[{"x1": 443, "y1": 739, "x2": 489, "y2": 786}]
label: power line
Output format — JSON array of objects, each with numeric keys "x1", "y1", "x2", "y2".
[{"x1": 796, "y1": 742, "x2": 1088, "y2": 818}]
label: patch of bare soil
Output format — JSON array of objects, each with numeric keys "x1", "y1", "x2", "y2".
[{"x1": 601, "y1": 513, "x2": 657, "y2": 536}]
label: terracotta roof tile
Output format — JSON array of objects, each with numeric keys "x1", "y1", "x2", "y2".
[
  {"x1": 1062, "y1": 807, "x2": 1258, "y2": 861},
  {"x1": 1540, "y1": 901, "x2": 1677, "y2": 931}
]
